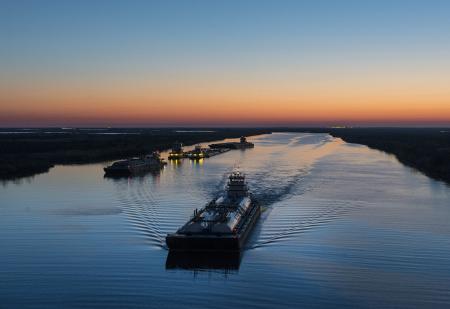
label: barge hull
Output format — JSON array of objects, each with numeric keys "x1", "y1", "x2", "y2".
[
  {"x1": 103, "y1": 168, "x2": 131, "y2": 176},
  {"x1": 104, "y1": 164, "x2": 165, "y2": 176},
  {"x1": 165, "y1": 250, "x2": 241, "y2": 270},
  {"x1": 166, "y1": 235, "x2": 240, "y2": 251},
  {"x1": 166, "y1": 204, "x2": 261, "y2": 252}
]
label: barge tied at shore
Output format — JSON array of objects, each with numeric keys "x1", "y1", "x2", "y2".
[
  {"x1": 104, "y1": 152, "x2": 166, "y2": 176},
  {"x1": 185, "y1": 145, "x2": 208, "y2": 160},
  {"x1": 168, "y1": 142, "x2": 184, "y2": 160},
  {"x1": 209, "y1": 136, "x2": 254, "y2": 150}
]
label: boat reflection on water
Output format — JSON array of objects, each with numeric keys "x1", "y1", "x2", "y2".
[
  {"x1": 103, "y1": 168, "x2": 163, "y2": 182},
  {"x1": 168, "y1": 158, "x2": 184, "y2": 168},
  {"x1": 190, "y1": 158, "x2": 204, "y2": 166},
  {"x1": 165, "y1": 250, "x2": 241, "y2": 272}
]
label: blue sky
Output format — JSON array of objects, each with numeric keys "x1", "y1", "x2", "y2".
[{"x1": 1, "y1": 0, "x2": 450, "y2": 126}]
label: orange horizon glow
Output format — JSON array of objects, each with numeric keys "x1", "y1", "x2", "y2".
[
  {"x1": 2, "y1": 79, "x2": 450, "y2": 127},
  {"x1": 2, "y1": 1, "x2": 450, "y2": 127}
]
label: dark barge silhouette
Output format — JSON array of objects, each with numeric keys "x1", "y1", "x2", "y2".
[
  {"x1": 209, "y1": 136, "x2": 254, "y2": 149},
  {"x1": 166, "y1": 170, "x2": 260, "y2": 252}
]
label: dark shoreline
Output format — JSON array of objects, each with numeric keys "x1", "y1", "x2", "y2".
[
  {"x1": 0, "y1": 128, "x2": 270, "y2": 180},
  {"x1": 1, "y1": 127, "x2": 449, "y2": 185},
  {"x1": 328, "y1": 128, "x2": 450, "y2": 185},
  {"x1": 286, "y1": 127, "x2": 450, "y2": 185}
]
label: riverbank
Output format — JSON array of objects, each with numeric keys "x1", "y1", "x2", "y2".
[
  {"x1": 296, "y1": 128, "x2": 450, "y2": 185},
  {"x1": 2, "y1": 127, "x2": 449, "y2": 185},
  {"x1": 0, "y1": 128, "x2": 270, "y2": 180}
]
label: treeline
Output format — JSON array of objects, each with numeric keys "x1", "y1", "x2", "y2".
[
  {"x1": 301, "y1": 128, "x2": 450, "y2": 184},
  {"x1": 0, "y1": 128, "x2": 270, "y2": 180},
  {"x1": 3, "y1": 127, "x2": 449, "y2": 185}
]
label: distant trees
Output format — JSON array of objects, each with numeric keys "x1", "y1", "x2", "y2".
[
  {"x1": 326, "y1": 128, "x2": 450, "y2": 184},
  {"x1": 0, "y1": 128, "x2": 270, "y2": 180}
]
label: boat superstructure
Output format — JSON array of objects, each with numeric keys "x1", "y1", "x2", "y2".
[
  {"x1": 166, "y1": 170, "x2": 260, "y2": 251},
  {"x1": 185, "y1": 145, "x2": 208, "y2": 160},
  {"x1": 168, "y1": 142, "x2": 184, "y2": 160}
]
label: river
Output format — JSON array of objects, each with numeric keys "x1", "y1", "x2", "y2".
[{"x1": 1, "y1": 132, "x2": 450, "y2": 308}]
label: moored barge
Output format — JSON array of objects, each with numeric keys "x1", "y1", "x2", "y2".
[
  {"x1": 168, "y1": 142, "x2": 184, "y2": 160},
  {"x1": 185, "y1": 145, "x2": 208, "y2": 160},
  {"x1": 209, "y1": 136, "x2": 254, "y2": 149},
  {"x1": 104, "y1": 152, "x2": 166, "y2": 176}
]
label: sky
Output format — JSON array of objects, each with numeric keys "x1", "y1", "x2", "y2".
[{"x1": 1, "y1": 0, "x2": 450, "y2": 127}]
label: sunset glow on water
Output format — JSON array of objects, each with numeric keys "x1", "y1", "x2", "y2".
[{"x1": 2, "y1": 133, "x2": 450, "y2": 307}]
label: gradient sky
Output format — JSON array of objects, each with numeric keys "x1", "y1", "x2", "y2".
[{"x1": 1, "y1": 0, "x2": 450, "y2": 127}]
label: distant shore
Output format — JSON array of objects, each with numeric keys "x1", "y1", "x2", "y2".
[
  {"x1": 0, "y1": 128, "x2": 270, "y2": 180},
  {"x1": 1, "y1": 127, "x2": 449, "y2": 185},
  {"x1": 297, "y1": 128, "x2": 450, "y2": 185}
]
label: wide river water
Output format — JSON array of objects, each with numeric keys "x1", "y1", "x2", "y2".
[{"x1": 2, "y1": 132, "x2": 450, "y2": 308}]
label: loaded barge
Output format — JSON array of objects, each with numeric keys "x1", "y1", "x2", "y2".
[
  {"x1": 104, "y1": 152, "x2": 166, "y2": 176},
  {"x1": 185, "y1": 145, "x2": 231, "y2": 159},
  {"x1": 166, "y1": 170, "x2": 260, "y2": 251},
  {"x1": 209, "y1": 136, "x2": 254, "y2": 150},
  {"x1": 166, "y1": 136, "x2": 250, "y2": 162}
]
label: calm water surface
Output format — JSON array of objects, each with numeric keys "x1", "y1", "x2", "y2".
[{"x1": 2, "y1": 133, "x2": 450, "y2": 308}]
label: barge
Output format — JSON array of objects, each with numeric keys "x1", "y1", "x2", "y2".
[
  {"x1": 185, "y1": 145, "x2": 208, "y2": 160},
  {"x1": 205, "y1": 148, "x2": 231, "y2": 157},
  {"x1": 166, "y1": 170, "x2": 260, "y2": 252},
  {"x1": 168, "y1": 142, "x2": 184, "y2": 160},
  {"x1": 165, "y1": 250, "x2": 241, "y2": 270},
  {"x1": 104, "y1": 152, "x2": 166, "y2": 176},
  {"x1": 209, "y1": 136, "x2": 254, "y2": 149}
]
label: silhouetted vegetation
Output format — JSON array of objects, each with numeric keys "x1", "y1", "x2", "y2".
[
  {"x1": 298, "y1": 127, "x2": 450, "y2": 184},
  {"x1": 2, "y1": 127, "x2": 449, "y2": 184},
  {"x1": 0, "y1": 128, "x2": 270, "y2": 180}
]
